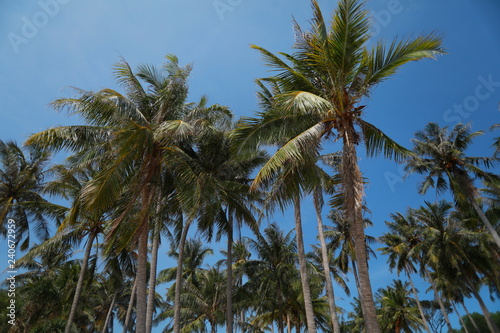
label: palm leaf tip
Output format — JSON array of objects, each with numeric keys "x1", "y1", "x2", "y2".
[{"x1": 361, "y1": 121, "x2": 413, "y2": 162}]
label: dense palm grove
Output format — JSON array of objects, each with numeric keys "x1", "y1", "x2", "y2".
[{"x1": 1, "y1": 1, "x2": 499, "y2": 332}]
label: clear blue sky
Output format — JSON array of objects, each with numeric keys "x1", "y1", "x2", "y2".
[{"x1": 1, "y1": 0, "x2": 499, "y2": 331}]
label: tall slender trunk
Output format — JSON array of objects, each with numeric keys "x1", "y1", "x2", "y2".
[
  {"x1": 123, "y1": 277, "x2": 137, "y2": 333},
  {"x1": 351, "y1": 254, "x2": 369, "y2": 331},
  {"x1": 286, "y1": 314, "x2": 291, "y2": 333},
  {"x1": 226, "y1": 215, "x2": 234, "y2": 333},
  {"x1": 293, "y1": 196, "x2": 317, "y2": 333},
  {"x1": 471, "y1": 288, "x2": 500, "y2": 333},
  {"x1": 102, "y1": 293, "x2": 117, "y2": 333},
  {"x1": 351, "y1": 258, "x2": 365, "y2": 314},
  {"x1": 136, "y1": 225, "x2": 149, "y2": 333},
  {"x1": 278, "y1": 320, "x2": 284, "y2": 333},
  {"x1": 240, "y1": 307, "x2": 245, "y2": 333},
  {"x1": 452, "y1": 302, "x2": 470, "y2": 333},
  {"x1": 64, "y1": 232, "x2": 96, "y2": 333},
  {"x1": 406, "y1": 270, "x2": 431, "y2": 333},
  {"x1": 342, "y1": 130, "x2": 380, "y2": 333},
  {"x1": 108, "y1": 309, "x2": 114, "y2": 333},
  {"x1": 146, "y1": 218, "x2": 161, "y2": 333},
  {"x1": 471, "y1": 201, "x2": 500, "y2": 249},
  {"x1": 173, "y1": 218, "x2": 193, "y2": 333},
  {"x1": 313, "y1": 191, "x2": 341, "y2": 333},
  {"x1": 424, "y1": 268, "x2": 453, "y2": 332},
  {"x1": 462, "y1": 301, "x2": 481, "y2": 333}
]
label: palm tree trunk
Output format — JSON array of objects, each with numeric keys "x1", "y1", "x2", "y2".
[
  {"x1": 351, "y1": 255, "x2": 370, "y2": 331},
  {"x1": 64, "y1": 232, "x2": 96, "y2": 333},
  {"x1": 452, "y1": 302, "x2": 470, "y2": 333},
  {"x1": 146, "y1": 218, "x2": 161, "y2": 333},
  {"x1": 123, "y1": 278, "x2": 137, "y2": 333},
  {"x1": 462, "y1": 301, "x2": 481, "y2": 333},
  {"x1": 471, "y1": 201, "x2": 500, "y2": 249},
  {"x1": 313, "y1": 190, "x2": 341, "y2": 333},
  {"x1": 293, "y1": 195, "x2": 317, "y2": 333},
  {"x1": 136, "y1": 225, "x2": 149, "y2": 333},
  {"x1": 211, "y1": 320, "x2": 217, "y2": 333},
  {"x1": 351, "y1": 258, "x2": 364, "y2": 309},
  {"x1": 173, "y1": 218, "x2": 193, "y2": 333},
  {"x1": 471, "y1": 288, "x2": 500, "y2": 333},
  {"x1": 240, "y1": 308, "x2": 245, "y2": 333},
  {"x1": 108, "y1": 309, "x2": 114, "y2": 333},
  {"x1": 406, "y1": 270, "x2": 431, "y2": 333},
  {"x1": 102, "y1": 293, "x2": 117, "y2": 333},
  {"x1": 424, "y1": 268, "x2": 453, "y2": 332},
  {"x1": 226, "y1": 214, "x2": 234, "y2": 333},
  {"x1": 342, "y1": 130, "x2": 380, "y2": 333}
]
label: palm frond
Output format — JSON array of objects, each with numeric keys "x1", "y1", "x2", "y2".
[
  {"x1": 359, "y1": 120, "x2": 413, "y2": 162},
  {"x1": 26, "y1": 126, "x2": 110, "y2": 153},
  {"x1": 366, "y1": 32, "x2": 444, "y2": 85}
]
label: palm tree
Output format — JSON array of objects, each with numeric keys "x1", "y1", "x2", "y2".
[
  {"x1": 234, "y1": 1, "x2": 444, "y2": 331},
  {"x1": 188, "y1": 128, "x2": 266, "y2": 333},
  {"x1": 160, "y1": 126, "x2": 265, "y2": 333},
  {"x1": 11, "y1": 240, "x2": 74, "y2": 332},
  {"x1": 242, "y1": 222, "x2": 301, "y2": 333},
  {"x1": 413, "y1": 200, "x2": 500, "y2": 333},
  {"x1": 26, "y1": 55, "x2": 232, "y2": 333},
  {"x1": 158, "y1": 238, "x2": 214, "y2": 288},
  {"x1": 379, "y1": 211, "x2": 432, "y2": 332},
  {"x1": 0, "y1": 140, "x2": 58, "y2": 250},
  {"x1": 405, "y1": 122, "x2": 500, "y2": 249},
  {"x1": 347, "y1": 297, "x2": 366, "y2": 333},
  {"x1": 39, "y1": 160, "x2": 113, "y2": 333},
  {"x1": 179, "y1": 265, "x2": 227, "y2": 333},
  {"x1": 218, "y1": 239, "x2": 253, "y2": 332},
  {"x1": 158, "y1": 240, "x2": 224, "y2": 333},
  {"x1": 376, "y1": 279, "x2": 424, "y2": 333},
  {"x1": 325, "y1": 211, "x2": 376, "y2": 316}
]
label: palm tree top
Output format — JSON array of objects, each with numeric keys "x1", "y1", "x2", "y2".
[{"x1": 406, "y1": 122, "x2": 500, "y2": 197}]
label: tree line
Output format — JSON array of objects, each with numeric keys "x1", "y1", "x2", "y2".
[{"x1": 1, "y1": 0, "x2": 499, "y2": 332}]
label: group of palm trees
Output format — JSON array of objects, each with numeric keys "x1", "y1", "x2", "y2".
[{"x1": 1, "y1": 0, "x2": 499, "y2": 332}]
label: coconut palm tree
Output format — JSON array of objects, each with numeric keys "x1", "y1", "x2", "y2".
[
  {"x1": 188, "y1": 128, "x2": 266, "y2": 333},
  {"x1": 405, "y1": 122, "x2": 500, "y2": 249},
  {"x1": 325, "y1": 211, "x2": 376, "y2": 313},
  {"x1": 307, "y1": 243, "x2": 350, "y2": 299},
  {"x1": 234, "y1": 1, "x2": 444, "y2": 331},
  {"x1": 379, "y1": 212, "x2": 432, "y2": 332},
  {"x1": 26, "y1": 55, "x2": 232, "y2": 333},
  {"x1": 158, "y1": 238, "x2": 214, "y2": 288},
  {"x1": 162, "y1": 126, "x2": 265, "y2": 333},
  {"x1": 39, "y1": 160, "x2": 113, "y2": 333},
  {"x1": 243, "y1": 222, "x2": 298, "y2": 332},
  {"x1": 413, "y1": 200, "x2": 500, "y2": 333},
  {"x1": 179, "y1": 265, "x2": 227, "y2": 333},
  {"x1": 376, "y1": 279, "x2": 424, "y2": 333},
  {"x1": 0, "y1": 140, "x2": 58, "y2": 251},
  {"x1": 12, "y1": 240, "x2": 74, "y2": 332},
  {"x1": 158, "y1": 241, "x2": 225, "y2": 333}
]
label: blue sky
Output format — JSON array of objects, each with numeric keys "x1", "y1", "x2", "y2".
[{"x1": 1, "y1": 0, "x2": 500, "y2": 331}]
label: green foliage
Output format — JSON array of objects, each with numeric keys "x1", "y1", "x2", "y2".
[{"x1": 455, "y1": 311, "x2": 500, "y2": 333}]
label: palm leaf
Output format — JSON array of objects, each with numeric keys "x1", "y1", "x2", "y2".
[
  {"x1": 359, "y1": 120, "x2": 414, "y2": 162},
  {"x1": 366, "y1": 33, "x2": 444, "y2": 85}
]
